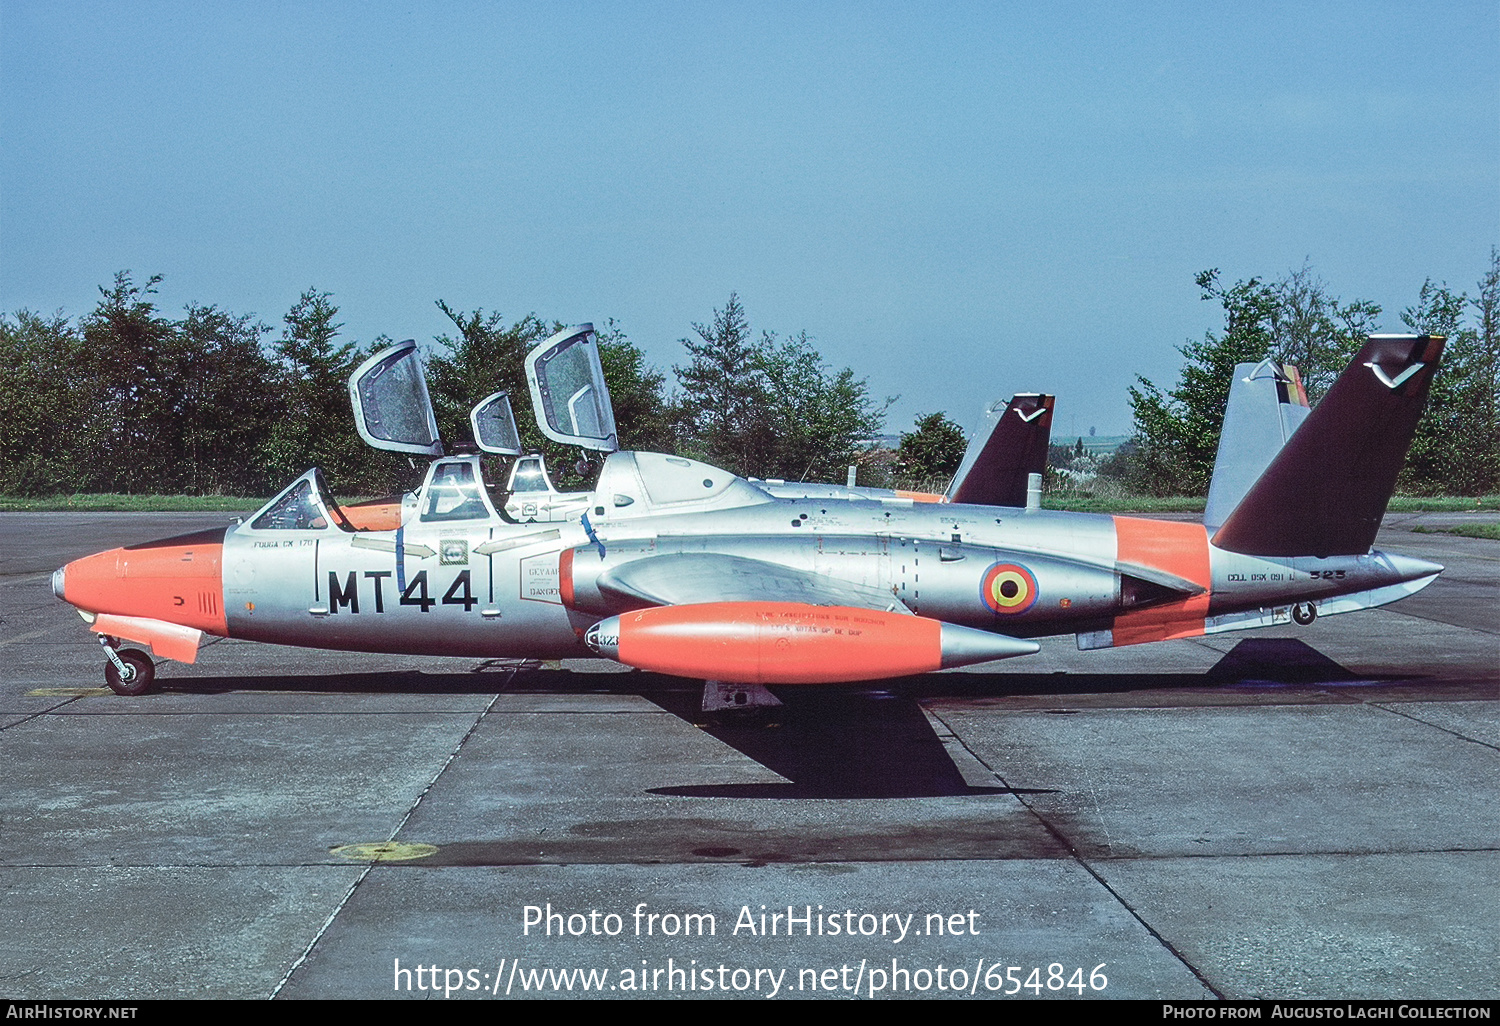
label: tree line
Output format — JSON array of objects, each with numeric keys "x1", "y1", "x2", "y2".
[
  {"x1": 0, "y1": 279, "x2": 893, "y2": 497},
  {"x1": 1111, "y1": 252, "x2": 1500, "y2": 497},
  {"x1": 4, "y1": 256, "x2": 1493, "y2": 501}
]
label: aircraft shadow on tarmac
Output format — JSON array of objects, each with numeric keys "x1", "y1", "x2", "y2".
[
  {"x1": 640, "y1": 638, "x2": 1389, "y2": 800},
  {"x1": 162, "y1": 638, "x2": 1406, "y2": 802}
]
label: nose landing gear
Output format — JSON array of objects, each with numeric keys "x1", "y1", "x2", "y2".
[
  {"x1": 100, "y1": 636, "x2": 156, "y2": 696},
  {"x1": 1291, "y1": 601, "x2": 1318, "y2": 627}
]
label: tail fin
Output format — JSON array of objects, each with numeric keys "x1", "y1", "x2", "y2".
[
  {"x1": 1211, "y1": 335, "x2": 1444, "y2": 557},
  {"x1": 1203, "y1": 360, "x2": 1311, "y2": 530},
  {"x1": 947, "y1": 393, "x2": 1054, "y2": 506}
]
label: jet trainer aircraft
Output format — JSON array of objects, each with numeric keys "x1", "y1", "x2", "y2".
[{"x1": 52, "y1": 326, "x2": 1445, "y2": 704}]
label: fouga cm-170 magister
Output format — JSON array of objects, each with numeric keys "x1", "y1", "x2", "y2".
[{"x1": 53, "y1": 325, "x2": 1445, "y2": 710}]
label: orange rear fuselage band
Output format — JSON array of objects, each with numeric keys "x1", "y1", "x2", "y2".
[{"x1": 1111, "y1": 517, "x2": 1212, "y2": 646}]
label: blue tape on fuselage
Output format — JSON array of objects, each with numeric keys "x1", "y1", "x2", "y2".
[{"x1": 581, "y1": 512, "x2": 606, "y2": 559}]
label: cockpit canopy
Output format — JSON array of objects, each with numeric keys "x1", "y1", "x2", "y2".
[
  {"x1": 339, "y1": 326, "x2": 617, "y2": 527},
  {"x1": 349, "y1": 325, "x2": 619, "y2": 464}
]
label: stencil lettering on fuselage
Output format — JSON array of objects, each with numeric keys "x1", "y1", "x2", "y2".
[{"x1": 520, "y1": 552, "x2": 562, "y2": 603}]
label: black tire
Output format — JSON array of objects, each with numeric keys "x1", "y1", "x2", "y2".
[
  {"x1": 104, "y1": 649, "x2": 155, "y2": 696},
  {"x1": 1291, "y1": 602, "x2": 1318, "y2": 627}
]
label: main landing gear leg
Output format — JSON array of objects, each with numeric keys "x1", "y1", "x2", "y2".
[{"x1": 100, "y1": 635, "x2": 156, "y2": 696}]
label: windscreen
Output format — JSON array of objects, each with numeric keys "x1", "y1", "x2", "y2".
[{"x1": 251, "y1": 479, "x2": 328, "y2": 531}]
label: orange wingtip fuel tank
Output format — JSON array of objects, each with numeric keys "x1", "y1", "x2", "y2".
[
  {"x1": 54, "y1": 527, "x2": 228, "y2": 641},
  {"x1": 584, "y1": 602, "x2": 1038, "y2": 684}
]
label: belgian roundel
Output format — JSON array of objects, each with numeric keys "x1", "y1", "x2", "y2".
[{"x1": 980, "y1": 562, "x2": 1039, "y2": 615}]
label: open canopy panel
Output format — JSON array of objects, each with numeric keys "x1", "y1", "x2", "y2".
[
  {"x1": 524, "y1": 324, "x2": 618, "y2": 452},
  {"x1": 347, "y1": 339, "x2": 443, "y2": 457},
  {"x1": 469, "y1": 391, "x2": 523, "y2": 455}
]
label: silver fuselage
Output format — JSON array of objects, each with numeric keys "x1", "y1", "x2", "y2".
[{"x1": 220, "y1": 455, "x2": 1438, "y2": 659}]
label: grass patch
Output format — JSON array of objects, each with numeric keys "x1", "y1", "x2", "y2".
[
  {"x1": 1042, "y1": 495, "x2": 1205, "y2": 514},
  {"x1": 0, "y1": 493, "x2": 265, "y2": 513},
  {"x1": 1386, "y1": 495, "x2": 1500, "y2": 512},
  {"x1": 1412, "y1": 523, "x2": 1500, "y2": 541},
  {"x1": 1045, "y1": 493, "x2": 1500, "y2": 515}
]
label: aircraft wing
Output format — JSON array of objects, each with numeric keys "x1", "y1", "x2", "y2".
[
  {"x1": 594, "y1": 552, "x2": 911, "y2": 614},
  {"x1": 577, "y1": 553, "x2": 1038, "y2": 683}
]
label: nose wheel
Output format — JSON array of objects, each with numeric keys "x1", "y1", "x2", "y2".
[{"x1": 101, "y1": 637, "x2": 155, "y2": 696}]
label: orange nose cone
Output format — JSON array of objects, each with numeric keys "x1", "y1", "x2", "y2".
[{"x1": 60, "y1": 528, "x2": 228, "y2": 636}]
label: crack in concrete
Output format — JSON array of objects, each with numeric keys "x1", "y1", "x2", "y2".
[
  {"x1": 1368, "y1": 702, "x2": 1500, "y2": 754},
  {"x1": 922, "y1": 704, "x2": 1226, "y2": 1000},
  {"x1": 0, "y1": 696, "x2": 84, "y2": 732},
  {"x1": 269, "y1": 692, "x2": 500, "y2": 999},
  {"x1": 6, "y1": 845, "x2": 1497, "y2": 870}
]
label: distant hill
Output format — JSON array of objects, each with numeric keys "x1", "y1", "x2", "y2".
[
  {"x1": 1063, "y1": 435, "x2": 1131, "y2": 457},
  {"x1": 868, "y1": 431, "x2": 1133, "y2": 457}
]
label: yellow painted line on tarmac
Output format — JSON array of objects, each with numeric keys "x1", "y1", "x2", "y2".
[
  {"x1": 330, "y1": 842, "x2": 439, "y2": 862},
  {"x1": 27, "y1": 687, "x2": 113, "y2": 697}
]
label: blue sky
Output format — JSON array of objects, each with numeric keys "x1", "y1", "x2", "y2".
[{"x1": 3, "y1": 1, "x2": 1496, "y2": 438}]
